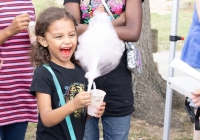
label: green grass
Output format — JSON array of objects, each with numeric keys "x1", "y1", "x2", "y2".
[
  {"x1": 25, "y1": 123, "x2": 37, "y2": 140},
  {"x1": 151, "y1": 8, "x2": 193, "y2": 51},
  {"x1": 32, "y1": 0, "x2": 62, "y2": 17}
]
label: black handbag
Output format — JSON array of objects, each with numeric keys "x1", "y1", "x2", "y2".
[{"x1": 185, "y1": 97, "x2": 200, "y2": 130}]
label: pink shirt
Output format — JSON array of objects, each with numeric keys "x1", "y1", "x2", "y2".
[{"x1": 0, "y1": 0, "x2": 38, "y2": 126}]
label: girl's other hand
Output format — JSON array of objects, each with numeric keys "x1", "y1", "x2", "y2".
[
  {"x1": 6, "y1": 13, "x2": 30, "y2": 36},
  {"x1": 95, "y1": 102, "x2": 106, "y2": 118},
  {"x1": 71, "y1": 91, "x2": 91, "y2": 110}
]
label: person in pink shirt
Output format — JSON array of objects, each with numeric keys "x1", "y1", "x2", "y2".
[{"x1": 0, "y1": 1, "x2": 38, "y2": 140}]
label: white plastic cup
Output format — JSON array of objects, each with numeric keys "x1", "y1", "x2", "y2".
[
  {"x1": 87, "y1": 89, "x2": 106, "y2": 116},
  {"x1": 28, "y1": 21, "x2": 36, "y2": 44}
]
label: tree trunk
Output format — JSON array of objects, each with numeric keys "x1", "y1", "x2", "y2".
[{"x1": 132, "y1": 0, "x2": 185, "y2": 128}]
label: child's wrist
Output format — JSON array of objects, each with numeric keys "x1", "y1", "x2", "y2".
[{"x1": 68, "y1": 100, "x2": 77, "y2": 111}]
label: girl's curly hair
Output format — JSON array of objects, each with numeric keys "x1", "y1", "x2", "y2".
[{"x1": 30, "y1": 7, "x2": 78, "y2": 67}]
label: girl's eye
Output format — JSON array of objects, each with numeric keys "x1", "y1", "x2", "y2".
[
  {"x1": 55, "y1": 35, "x2": 62, "y2": 38},
  {"x1": 70, "y1": 34, "x2": 76, "y2": 37}
]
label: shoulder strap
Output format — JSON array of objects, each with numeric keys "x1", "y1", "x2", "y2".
[
  {"x1": 101, "y1": 0, "x2": 114, "y2": 20},
  {"x1": 43, "y1": 64, "x2": 76, "y2": 140}
]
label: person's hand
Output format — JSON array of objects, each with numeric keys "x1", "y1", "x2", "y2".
[
  {"x1": 112, "y1": 12, "x2": 125, "y2": 27},
  {"x1": 71, "y1": 91, "x2": 91, "y2": 110},
  {"x1": 191, "y1": 88, "x2": 200, "y2": 106},
  {"x1": 118, "y1": 12, "x2": 125, "y2": 24},
  {"x1": 6, "y1": 13, "x2": 30, "y2": 36},
  {"x1": 94, "y1": 102, "x2": 106, "y2": 118}
]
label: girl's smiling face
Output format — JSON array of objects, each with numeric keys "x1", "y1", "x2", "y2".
[{"x1": 41, "y1": 18, "x2": 77, "y2": 68}]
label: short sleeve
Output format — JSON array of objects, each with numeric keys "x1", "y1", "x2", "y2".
[
  {"x1": 30, "y1": 66, "x2": 55, "y2": 96},
  {"x1": 64, "y1": 0, "x2": 79, "y2": 4}
]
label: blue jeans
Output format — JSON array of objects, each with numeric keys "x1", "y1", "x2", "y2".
[
  {"x1": 84, "y1": 114, "x2": 131, "y2": 140},
  {"x1": 0, "y1": 122, "x2": 28, "y2": 140}
]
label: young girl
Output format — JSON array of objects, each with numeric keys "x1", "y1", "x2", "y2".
[{"x1": 30, "y1": 7, "x2": 106, "y2": 140}]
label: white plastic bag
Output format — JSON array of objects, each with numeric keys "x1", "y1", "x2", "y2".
[{"x1": 75, "y1": 11, "x2": 125, "y2": 91}]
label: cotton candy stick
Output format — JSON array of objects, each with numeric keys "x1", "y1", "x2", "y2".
[
  {"x1": 86, "y1": 59, "x2": 99, "y2": 93},
  {"x1": 87, "y1": 78, "x2": 93, "y2": 93},
  {"x1": 92, "y1": 82, "x2": 98, "y2": 96}
]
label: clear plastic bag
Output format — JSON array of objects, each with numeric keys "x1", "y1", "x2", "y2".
[{"x1": 125, "y1": 42, "x2": 142, "y2": 75}]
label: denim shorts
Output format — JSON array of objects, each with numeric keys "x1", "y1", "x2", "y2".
[{"x1": 83, "y1": 114, "x2": 131, "y2": 140}]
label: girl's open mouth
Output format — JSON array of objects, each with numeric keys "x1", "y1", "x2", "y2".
[{"x1": 60, "y1": 48, "x2": 71, "y2": 57}]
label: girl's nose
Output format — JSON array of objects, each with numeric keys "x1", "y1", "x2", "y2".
[{"x1": 63, "y1": 36, "x2": 71, "y2": 44}]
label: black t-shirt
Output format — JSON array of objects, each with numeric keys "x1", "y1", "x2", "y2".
[
  {"x1": 30, "y1": 61, "x2": 88, "y2": 140},
  {"x1": 64, "y1": 0, "x2": 144, "y2": 117}
]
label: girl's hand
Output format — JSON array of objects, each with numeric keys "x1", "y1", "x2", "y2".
[
  {"x1": 94, "y1": 102, "x2": 106, "y2": 118},
  {"x1": 71, "y1": 91, "x2": 91, "y2": 110},
  {"x1": 6, "y1": 13, "x2": 30, "y2": 36}
]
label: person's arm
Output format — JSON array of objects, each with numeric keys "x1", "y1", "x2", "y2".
[
  {"x1": 64, "y1": 3, "x2": 88, "y2": 35},
  {"x1": 0, "y1": 13, "x2": 30, "y2": 45},
  {"x1": 64, "y1": 3, "x2": 126, "y2": 35},
  {"x1": 36, "y1": 91, "x2": 91, "y2": 127},
  {"x1": 196, "y1": 0, "x2": 200, "y2": 21},
  {"x1": 115, "y1": 0, "x2": 143, "y2": 42},
  {"x1": 64, "y1": 0, "x2": 142, "y2": 42}
]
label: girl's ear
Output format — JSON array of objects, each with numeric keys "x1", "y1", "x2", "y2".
[{"x1": 37, "y1": 36, "x2": 48, "y2": 47}]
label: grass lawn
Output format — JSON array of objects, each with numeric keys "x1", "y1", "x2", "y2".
[{"x1": 25, "y1": 123, "x2": 37, "y2": 140}]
